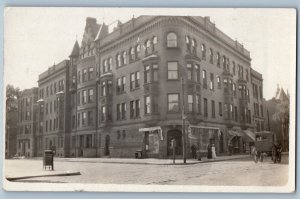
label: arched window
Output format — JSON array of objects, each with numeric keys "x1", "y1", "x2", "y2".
[
  {"x1": 136, "y1": 44, "x2": 141, "y2": 58},
  {"x1": 130, "y1": 47, "x2": 135, "y2": 61},
  {"x1": 122, "y1": 51, "x2": 127, "y2": 65},
  {"x1": 185, "y1": 35, "x2": 190, "y2": 44},
  {"x1": 103, "y1": 59, "x2": 108, "y2": 73},
  {"x1": 117, "y1": 53, "x2": 121, "y2": 67},
  {"x1": 108, "y1": 58, "x2": 112, "y2": 71},
  {"x1": 216, "y1": 52, "x2": 220, "y2": 67},
  {"x1": 145, "y1": 40, "x2": 151, "y2": 55},
  {"x1": 232, "y1": 61, "x2": 236, "y2": 75},
  {"x1": 209, "y1": 48, "x2": 213, "y2": 64},
  {"x1": 201, "y1": 44, "x2": 206, "y2": 60},
  {"x1": 167, "y1": 32, "x2": 177, "y2": 48},
  {"x1": 153, "y1": 36, "x2": 158, "y2": 44},
  {"x1": 222, "y1": 56, "x2": 226, "y2": 69}
]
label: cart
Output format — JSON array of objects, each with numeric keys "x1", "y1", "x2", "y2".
[{"x1": 252, "y1": 131, "x2": 277, "y2": 163}]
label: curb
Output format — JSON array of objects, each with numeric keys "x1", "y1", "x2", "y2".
[{"x1": 6, "y1": 171, "x2": 81, "y2": 181}]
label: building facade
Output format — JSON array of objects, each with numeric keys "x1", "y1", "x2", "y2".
[
  {"x1": 26, "y1": 16, "x2": 265, "y2": 158},
  {"x1": 16, "y1": 88, "x2": 38, "y2": 157}
]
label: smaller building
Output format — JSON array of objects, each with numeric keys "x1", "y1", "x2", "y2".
[{"x1": 16, "y1": 88, "x2": 38, "y2": 157}]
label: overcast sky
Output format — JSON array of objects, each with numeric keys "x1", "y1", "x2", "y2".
[{"x1": 4, "y1": 8, "x2": 296, "y2": 100}]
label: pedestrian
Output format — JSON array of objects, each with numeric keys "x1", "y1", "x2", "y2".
[
  {"x1": 191, "y1": 145, "x2": 197, "y2": 159},
  {"x1": 207, "y1": 144, "x2": 212, "y2": 159},
  {"x1": 211, "y1": 144, "x2": 217, "y2": 159}
]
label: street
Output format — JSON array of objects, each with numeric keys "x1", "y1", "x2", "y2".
[{"x1": 5, "y1": 156, "x2": 288, "y2": 186}]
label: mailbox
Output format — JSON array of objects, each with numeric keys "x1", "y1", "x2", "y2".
[{"x1": 43, "y1": 150, "x2": 54, "y2": 170}]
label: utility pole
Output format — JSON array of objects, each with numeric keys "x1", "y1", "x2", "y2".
[
  {"x1": 267, "y1": 109, "x2": 270, "y2": 131},
  {"x1": 181, "y1": 78, "x2": 186, "y2": 164}
]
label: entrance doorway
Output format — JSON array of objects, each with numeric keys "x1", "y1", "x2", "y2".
[
  {"x1": 105, "y1": 135, "x2": 110, "y2": 156},
  {"x1": 167, "y1": 130, "x2": 182, "y2": 156}
]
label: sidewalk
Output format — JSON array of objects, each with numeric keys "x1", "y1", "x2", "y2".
[{"x1": 60, "y1": 154, "x2": 250, "y2": 165}]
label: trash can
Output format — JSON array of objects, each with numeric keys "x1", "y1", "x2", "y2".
[
  {"x1": 43, "y1": 150, "x2": 54, "y2": 170},
  {"x1": 135, "y1": 150, "x2": 143, "y2": 159}
]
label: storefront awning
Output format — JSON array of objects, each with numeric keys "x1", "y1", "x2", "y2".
[
  {"x1": 189, "y1": 125, "x2": 220, "y2": 131},
  {"x1": 228, "y1": 130, "x2": 242, "y2": 137},
  {"x1": 242, "y1": 130, "x2": 256, "y2": 142},
  {"x1": 139, "y1": 126, "x2": 163, "y2": 140}
]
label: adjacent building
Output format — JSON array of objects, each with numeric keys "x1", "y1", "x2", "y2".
[
  {"x1": 19, "y1": 16, "x2": 266, "y2": 158},
  {"x1": 16, "y1": 88, "x2": 38, "y2": 157}
]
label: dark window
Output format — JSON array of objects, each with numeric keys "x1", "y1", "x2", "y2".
[
  {"x1": 211, "y1": 100, "x2": 215, "y2": 118},
  {"x1": 202, "y1": 70, "x2": 207, "y2": 89},
  {"x1": 209, "y1": 48, "x2": 213, "y2": 64},
  {"x1": 219, "y1": 102, "x2": 222, "y2": 116},
  {"x1": 196, "y1": 95, "x2": 201, "y2": 114},
  {"x1": 187, "y1": 64, "x2": 192, "y2": 80},
  {"x1": 144, "y1": 65, "x2": 150, "y2": 83},
  {"x1": 194, "y1": 64, "x2": 200, "y2": 82},
  {"x1": 204, "y1": 98, "x2": 208, "y2": 117},
  {"x1": 210, "y1": 73, "x2": 214, "y2": 90}
]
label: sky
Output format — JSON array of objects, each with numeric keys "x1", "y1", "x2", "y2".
[{"x1": 4, "y1": 8, "x2": 296, "y2": 100}]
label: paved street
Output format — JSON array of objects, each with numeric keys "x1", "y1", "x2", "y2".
[{"x1": 5, "y1": 156, "x2": 288, "y2": 186}]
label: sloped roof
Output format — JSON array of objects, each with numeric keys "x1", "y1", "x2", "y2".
[{"x1": 69, "y1": 40, "x2": 79, "y2": 57}]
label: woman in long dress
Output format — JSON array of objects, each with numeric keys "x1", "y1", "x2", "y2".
[{"x1": 211, "y1": 144, "x2": 217, "y2": 159}]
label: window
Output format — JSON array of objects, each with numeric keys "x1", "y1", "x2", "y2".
[
  {"x1": 224, "y1": 104, "x2": 229, "y2": 119},
  {"x1": 77, "y1": 113, "x2": 80, "y2": 127},
  {"x1": 230, "y1": 104, "x2": 233, "y2": 119},
  {"x1": 82, "y1": 69, "x2": 87, "y2": 82},
  {"x1": 117, "y1": 131, "x2": 121, "y2": 139},
  {"x1": 246, "y1": 69, "x2": 249, "y2": 81},
  {"x1": 145, "y1": 96, "x2": 151, "y2": 114},
  {"x1": 101, "y1": 81, "x2": 106, "y2": 96},
  {"x1": 196, "y1": 95, "x2": 201, "y2": 114},
  {"x1": 88, "y1": 111, "x2": 93, "y2": 125},
  {"x1": 211, "y1": 100, "x2": 215, "y2": 118},
  {"x1": 188, "y1": 95, "x2": 193, "y2": 112},
  {"x1": 88, "y1": 89, "x2": 93, "y2": 102},
  {"x1": 144, "y1": 65, "x2": 150, "y2": 83},
  {"x1": 130, "y1": 47, "x2": 135, "y2": 61},
  {"x1": 191, "y1": 39, "x2": 196, "y2": 53},
  {"x1": 204, "y1": 98, "x2": 208, "y2": 117},
  {"x1": 187, "y1": 64, "x2": 192, "y2": 80},
  {"x1": 77, "y1": 71, "x2": 81, "y2": 84},
  {"x1": 46, "y1": 86, "x2": 49, "y2": 97},
  {"x1": 232, "y1": 61, "x2": 236, "y2": 75},
  {"x1": 153, "y1": 36, "x2": 158, "y2": 49},
  {"x1": 202, "y1": 70, "x2": 207, "y2": 89},
  {"x1": 121, "y1": 103, "x2": 126, "y2": 120},
  {"x1": 145, "y1": 40, "x2": 152, "y2": 55},
  {"x1": 100, "y1": 106, "x2": 106, "y2": 121},
  {"x1": 219, "y1": 102, "x2": 222, "y2": 116},
  {"x1": 194, "y1": 64, "x2": 200, "y2": 82},
  {"x1": 153, "y1": 64, "x2": 158, "y2": 82},
  {"x1": 117, "y1": 53, "x2": 121, "y2": 67},
  {"x1": 82, "y1": 112, "x2": 86, "y2": 126},
  {"x1": 82, "y1": 90, "x2": 87, "y2": 104},
  {"x1": 167, "y1": 32, "x2": 177, "y2": 47},
  {"x1": 108, "y1": 58, "x2": 112, "y2": 71},
  {"x1": 168, "y1": 94, "x2": 179, "y2": 112},
  {"x1": 122, "y1": 130, "x2": 126, "y2": 140},
  {"x1": 122, "y1": 51, "x2": 127, "y2": 65},
  {"x1": 167, "y1": 62, "x2": 178, "y2": 79},
  {"x1": 107, "y1": 80, "x2": 112, "y2": 95},
  {"x1": 136, "y1": 45, "x2": 141, "y2": 58},
  {"x1": 130, "y1": 72, "x2": 140, "y2": 90},
  {"x1": 116, "y1": 76, "x2": 125, "y2": 93},
  {"x1": 210, "y1": 73, "x2": 214, "y2": 90},
  {"x1": 209, "y1": 48, "x2": 213, "y2": 63},
  {"x1": 136, "y1": 99, "x2": 140, "y2": 117},
  {"x1": 222, "y1": 56, "x2": 226, "y2": 69},
  {"x1": 216, "y1": 52, "x2": 220, "y2": 67},
  {"x1": 217, "y1": 76, "x2": 221, "y2": 89},
  {"x1": 117, "y1": 104, "x2": 121, "y2": 120},
  {"x1": 234, "y1": 106, "x2": 238, "y2": 122},
  {"x1": 233, "y1": 83, "x2": 237, "y2": 96},
  {"x1": 130, "y1": 101, "x2": 135, "y2": 118},
  {"x1": 88, "y1": 67, "x2": 94, "y2": 80},
  {"x1": 201, "y1": 44, "x2": 206, "y2": 60}
]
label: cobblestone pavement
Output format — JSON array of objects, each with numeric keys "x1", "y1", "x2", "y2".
[{"x1": 5, "y1": 157, "x2": 288, "y2": 186}]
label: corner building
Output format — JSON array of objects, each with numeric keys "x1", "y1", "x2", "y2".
[
  {"x1": 90, "y1": 16, "x2": 264, "y2": 158},
  {"x1": 35, "y1": 16, "x2": 265, "y2": 158}
]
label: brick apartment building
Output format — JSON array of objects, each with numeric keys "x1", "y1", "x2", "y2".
[
  {"x1": 17, "y1": 16, "x2": 265, "y2": 158},
  {"x1": 16, "y1": 88, "x2": 38, "y2": 157}
]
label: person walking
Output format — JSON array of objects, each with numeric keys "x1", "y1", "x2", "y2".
[{"x1": 211, "y1": 144, "x2": 217, "y2": 159}]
